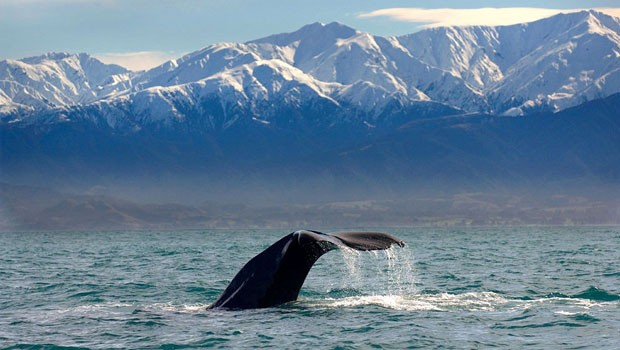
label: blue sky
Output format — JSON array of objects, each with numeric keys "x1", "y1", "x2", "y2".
[{"x1": 1, "y1": 0, "x2": 619, "y2": 70}]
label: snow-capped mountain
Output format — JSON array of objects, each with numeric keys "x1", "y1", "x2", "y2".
[
  {"x1": 0, "y1": 52, "x2": 132, "y2": 115},
  {"x1": 397, "y1": 10, "x2": 620, "y2": 114},
  {"x1": 1, "y1": 10, "x2": 620, "y2": 126}
]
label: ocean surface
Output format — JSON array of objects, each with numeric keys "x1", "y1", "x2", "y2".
[{"x1": 1, "y1": 227, "x2": 619, "y2": 349}]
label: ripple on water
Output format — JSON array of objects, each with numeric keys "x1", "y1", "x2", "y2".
[
  {"x1": 1, "y1": 228, "x2": 619, "y2": 349},
  {"x1": 570, "y1": 286, "x2": 620, "y2": 302}
]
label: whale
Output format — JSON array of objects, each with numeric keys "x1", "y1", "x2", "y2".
[{"x1": 208, "y1": 230, "x2": 405, "y2": 310}]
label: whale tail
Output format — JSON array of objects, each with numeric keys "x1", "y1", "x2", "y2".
[
  {"x1": 208, "y1": 230, "x2": 404, "y2": 310},
  {"x1": 328, "y1": 231, "x2": 405, "y2": 250}
]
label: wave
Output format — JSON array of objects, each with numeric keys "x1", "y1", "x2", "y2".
[
  {"x1": 145, "y1": 303, "x2": 210, "y2": 313},
  {"x1": 297, "y1": 288, "x2": 619, "y2": 312},
  {"x1": 570, "y1": 286, "x2": 620, "y2": 302},
  {"x1": 55, "y1": 302, "x2": 133, "y2": 315},
  {"x1": 300, "y1": 292, "x2": 509, "y2": 311},
  {"x1": 48, "y1": 287, "x2": 619, "y2": 316}
]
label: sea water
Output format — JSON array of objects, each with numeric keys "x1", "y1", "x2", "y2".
[{"x1": 0, "y1": 227, "x2": 619, "y2": 349}]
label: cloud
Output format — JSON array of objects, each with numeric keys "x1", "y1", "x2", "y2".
[
  {"x1": 94, "y1": 51, "x2": 181, "y2": 71},
  {"x1": 358, "y1": 7, "x2": 620, "y2": 28}
]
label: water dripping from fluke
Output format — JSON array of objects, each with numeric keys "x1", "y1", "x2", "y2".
[
  {"x1": 295, "y1": 242, "x2": 421, "y2": 310},
  {"x1": 336, "y1": 244, "x2": 418, "y2": 297}
]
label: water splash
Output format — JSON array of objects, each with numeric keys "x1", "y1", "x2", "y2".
[
  {"x1": 305, "y1": 291, "x2": 618, "y2": 313},
  {"x1": 335, "y1": 244, "x2": 417, "y2": 296},
  {"x1": 339, "y1": 246, "x2": 362, "y2": 287},
  {"x1": 305, "y1": 292, "x2": 508, "y2": 311},
  {"x1": 311, "y1": 246, "x2": 619, "y2": 313},
  {"x1": 147, "y1": 303, "x2": 210, "y2": 313},
  {"x1": 384, "y1": 245, "x2": 417, "y2": 295}
]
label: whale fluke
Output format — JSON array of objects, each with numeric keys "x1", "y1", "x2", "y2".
[{"x1": 208, "y1": 230, "x2": 404, "y2": 310}]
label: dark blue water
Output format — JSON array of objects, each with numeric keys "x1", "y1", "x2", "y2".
[{"x1": 1, "y1": 227, "x2": 619, "y2": 349}]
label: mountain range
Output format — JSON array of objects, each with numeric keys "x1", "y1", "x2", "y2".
[
  {"x1": 1, "y1": 10, "x2": 619, "y2": 229},
  {"x1": 2, "y1": 10, "x2": 620, "y2": 121}
]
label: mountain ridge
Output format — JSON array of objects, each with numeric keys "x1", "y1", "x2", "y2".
[{"x1": 1, "y1": 10, "x2": 619, "y2": 126}]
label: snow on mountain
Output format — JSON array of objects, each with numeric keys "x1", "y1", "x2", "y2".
[
  {"x1": 396, "y1": 10, "x2": 620, "y2": 115},
  {"x1": 59, "y1": 58, "x2": 345, "y2": 129},
  {"x1": 0, "y1": 89, "x2": 17, "y2": 115},
  {"x1": 134, "y1": 43, "x2": 262, "y2": 90},
  {"x1": 251, "y1": 21, "x2": 358, "y2": 64},
  {"x1": 127, "y1": 10, "x2": 620, "y2": 117},
  {"x1": 491, "y1": 11, "x2": 620, "y2": 114},
  {"x1": 128, "y1": 22, "x2": 429, "y2": 114},
  {"x1": 0, "y1": 52, "x2": 132, "y2": 115},
  {"x1": 397, "y1": 26, "x2": 504, "y2": 88},
  {"x1": 1, "y1": 10, "x2": 619, "y2": 126},
  {"x1": 251, "y1": 22, "x2": 432, "y2": 101}
]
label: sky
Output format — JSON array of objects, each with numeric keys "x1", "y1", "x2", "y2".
[{"x1": 1, "y1": 0, "x2": 619, "y2": 71}]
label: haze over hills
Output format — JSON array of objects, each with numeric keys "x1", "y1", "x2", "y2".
[{"x1": 1, "y1": 10, "x2": 619, "y2": 229}]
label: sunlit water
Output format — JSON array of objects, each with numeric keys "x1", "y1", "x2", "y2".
[{"x1": 1, "y1": 227, "x2": 619, "y2": 349}]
